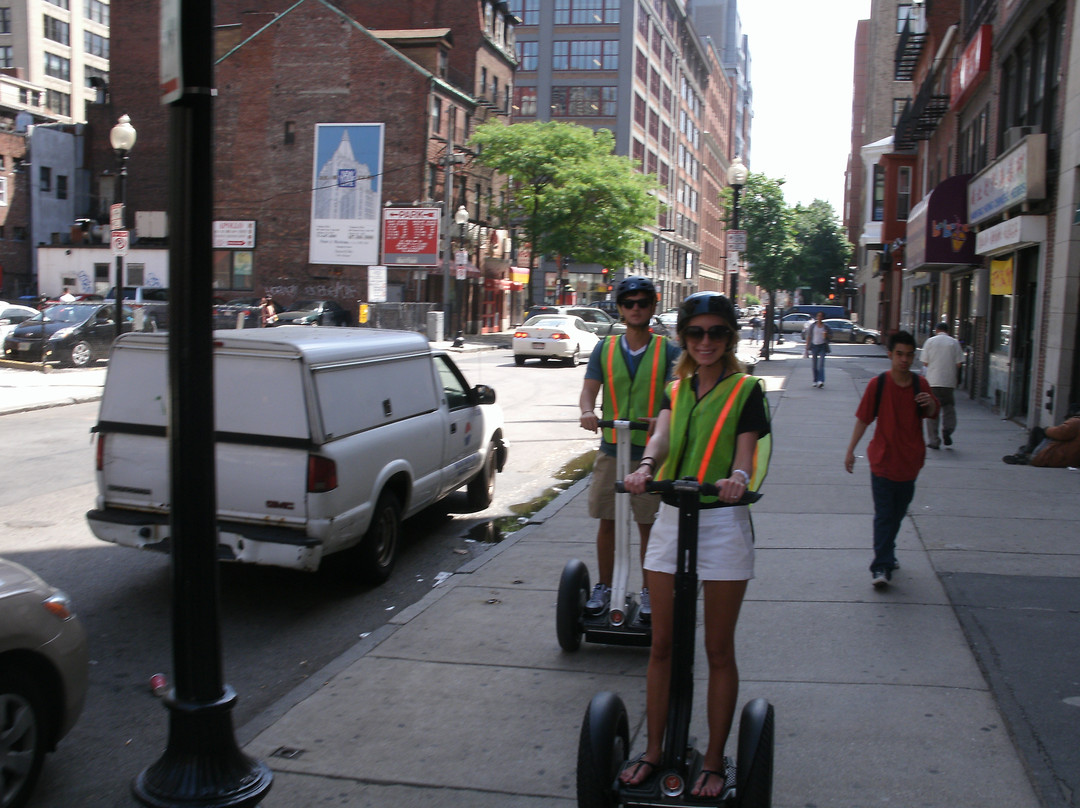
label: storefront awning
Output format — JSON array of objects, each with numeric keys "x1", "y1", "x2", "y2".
[
  {"x1": 974, "y1": 215, "x2": 1047, "y2": 257},
  {"x1": 904, "y1": 174, "x2": 978, "y2": 271}
]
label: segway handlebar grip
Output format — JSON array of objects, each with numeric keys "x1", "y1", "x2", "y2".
[
  {"x1": 615, "y1": 478, "x2": 763, "y2": 505},
  {"x1": 596, "y1": 419, "x2": 650, "y2": 431}
]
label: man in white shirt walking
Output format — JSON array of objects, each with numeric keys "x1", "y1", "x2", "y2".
[{"x1": 920, "y1": 322, "x2": 964, "y2": 448}]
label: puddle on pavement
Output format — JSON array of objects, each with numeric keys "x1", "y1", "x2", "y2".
[{"x1": 463, "y1": 449, "x2": 597, "y2": 543}]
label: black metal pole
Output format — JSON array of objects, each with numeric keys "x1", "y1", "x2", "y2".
[
  {"x1": 115, "y1": 155, "x2": 126, "y2": 338},
  {"x1": 729, "y1": 184, "x2": 741, "y2": 305},
  {"x1": 132, "y1": 0, "x2": 272, "y2": 804}
]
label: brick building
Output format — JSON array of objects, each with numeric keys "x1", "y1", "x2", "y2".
[{"x1": 81, "y1": 0, "x2": 518, "y2": 333}]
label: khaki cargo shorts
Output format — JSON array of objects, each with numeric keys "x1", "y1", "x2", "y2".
[{"x1": 588, "y1": 452, "x2": 661, "y2": 523}]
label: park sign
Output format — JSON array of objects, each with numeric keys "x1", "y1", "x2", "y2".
[{"x1": 382, "y1": 207, "x2": 441, "y2": 266}]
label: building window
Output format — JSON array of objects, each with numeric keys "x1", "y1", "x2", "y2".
[
  {"x1": 507, "y1": 0, "x2": 539, "y2": 25},
  {"x1": 516, "y1": 40, "x2": 538, "y2": 71},
  {"x1": 632, "y1": 138, "x2": 644, "y2": 171},
  {"x1": 0, "y1": 8, "x2": 10, "y2": 34},
  {"x1": 40, "y1": 167, "x2": 52, "y2": 192},
  {"x1": 283, "y1": 120, "x2": 295, "y2": 145},
  {"x1": 19, "y1": 88, "x2": 41, "y2": 106},
  {"x1": 872, "y1": 165, "x2": 885, "y2": 221},
  {"x1": 512, "y1": 86, "x2": 537, "y2": 117},
  {"x1": 44, "y1": 52, "x2": 71, "y2": 81},
  {"x1": 431, "y1": 96, "x2": 442, "y2": 134},
  {"x1": 43, "y1": 15, "x2": 70, "y2": 45},
  {"x1": 554, "y1": 0, "x2": 620, "y2": 24},
  {"x1": 896, "y1": 3, "x2": 913, "y2": 33},
  {"x1": 85, "y1": 0, "x2": 108, "y2": 24},
  {"x1": 212, "y1": 251, "x2": 255, "y2": 291},
  {"x1": 634, "y1": 92, "x2": 646, "y2": 126},
  {"x1": 84, "y1": 65, "x2": 108, "y2": 88},
  {"x1": 896, "y1": 166, "x2": 911, "y2": 220},
  {"x1": 550, "y1": 86, "x2": 616, "y2": 117},
  {"x1": 892, "y1": 98, "x2": 907, "y2": 127},
  {"x1": 45, "y1": 0, "x2": 69, "y2": 8},
  {"x1": 552, "y1": 40, "x2": 618, "y2": 70},
  {"x1": 45, "y1": 90, "x2": 70, "y2": 117},
  {"x1": 84, "y1": 31, "x2": 110, "y2": 58},
  {"x1": 0, "y1": 176, "x2": 6, "y2": 206},
  {"x1": 14, "y1": 226, "x2": 26, "y2": 240},
  {"x1": 57, "y1": 175, "x2": 68, "y2": 200},
  {"x1": 0, "y1": 46, "x2": 11, "y2": 69}
]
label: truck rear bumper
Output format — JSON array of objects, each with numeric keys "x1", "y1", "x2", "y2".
[{"x1": 86, "y1": 508, "x2": 324, "y2": 572}]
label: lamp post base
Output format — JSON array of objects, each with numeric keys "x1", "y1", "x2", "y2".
[{"x1": 133, "y1": 687, "x2": 273, "y2": 808}]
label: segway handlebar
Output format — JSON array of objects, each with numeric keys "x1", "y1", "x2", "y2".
[
  {"x1": 596, "y1": 419, "x2": 650, "y2": 431},
  {"x1": 615, "y1": 477, "x2": 763, "y2": 506}
]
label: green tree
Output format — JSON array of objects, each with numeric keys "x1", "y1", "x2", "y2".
[
  {"x1": 727, "y1": 173, "x2": 797, "y2": 355},
  {"x1": 790, "y1": 200, "x2": 853, "y2": 301},
  {"x1": 471, "y1": 120, "x2": 657, "y2": 303}
]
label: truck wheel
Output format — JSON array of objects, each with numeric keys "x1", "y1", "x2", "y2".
[
  {"x1": 0, "y1": 668, "x2": 51, "y2": 808},
  {"x1": 466, "y1": 443, "x2": 497, "y2": 510},
  {"x1": 67, "y1": 340, "x2": 93, "y2": 367},
  {"x1": 355, "y1": 490, "x2": 401, "y2": 585}
]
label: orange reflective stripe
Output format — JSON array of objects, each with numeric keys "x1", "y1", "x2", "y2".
[
  {"x1": 604, "y1": 337, "x2": 621, "y2": 419},
  {"x1": 646, "y1": 335, "x2": 663, "y2": 416},
  {"x1": 696, "y1": 375, "x2": 749, "y2": 482}
]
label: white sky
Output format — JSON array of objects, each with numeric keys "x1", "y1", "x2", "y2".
[{"x1": 738, "y1": 0, "x2": 872, "y2": 216}]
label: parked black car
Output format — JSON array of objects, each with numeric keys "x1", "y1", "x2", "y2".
[
  {"x1": 271, "y1": 299, "x2": 352, "y2": 326},
  {"x1": 2, "y1": 303, "x2": 135, "y2": 367}
]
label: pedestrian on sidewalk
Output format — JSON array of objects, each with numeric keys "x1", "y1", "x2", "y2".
[
  {"x1": 1002, "y1": 406, "x2": 1080, "y2": 466},
  {"x1": 749, "y1": 315, "x2": 762, "y2": 344},
  {"x1": 920, "y1": 322, "x2": 964, "y2": 449},
  {"x1": 803, "y1": 311, "x2": 831, "y2": 388},
  {"x1": 578, "y1": 276, "x2": 681, "y2": 622},
  {"x1": 844, "y1": 330, "x2": 938, "y2": 589},
  {"x1": 619, "y1": 292, "x2": 771, "y2": 799}
]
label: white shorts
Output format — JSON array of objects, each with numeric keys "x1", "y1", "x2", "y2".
[{"x1": 644, "y1": 502, "x2": 755, "y2": 581}]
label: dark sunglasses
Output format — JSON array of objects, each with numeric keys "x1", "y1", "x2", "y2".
[
  {"x1": 618, "y1": 298, "x2": 653, "y2": 309},
  {"x1": 683, "y1": 325, "x2": 733, "y2": 341}
]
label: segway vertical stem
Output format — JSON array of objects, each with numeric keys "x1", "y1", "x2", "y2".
[{"x1": 609, "y1": 419, "x2": 635, "y2": 627}]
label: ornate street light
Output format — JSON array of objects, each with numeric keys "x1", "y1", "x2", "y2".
[
  {"x1": 109, "y1": 115, "x2": 136, "y2": 337},
  {"x1": 726, "y1": 155, "x2": 748, "y2": 305}
]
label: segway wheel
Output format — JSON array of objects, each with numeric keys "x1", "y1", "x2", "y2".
[
  {"x1": 735, "y1": 698, "x2": 774, "y2": 808},
  {"x1": 576, "y1": 691, "x2": 629, "y2": 808},
  {"x1": 557, "y1": 558, "x2": 590, "y2": 652}
]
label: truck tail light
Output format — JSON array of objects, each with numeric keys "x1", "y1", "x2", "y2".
[
  {"x1": 307, "y1": 455, "x2": 337, "y2": 493},
  {"x1": 96, "y1": 433, "x2": 105, "y2": 471}
]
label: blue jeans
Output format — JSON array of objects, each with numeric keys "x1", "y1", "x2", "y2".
[
  {"x1": 809, "y1": 343, "x2": 828, "y2": 384},
  {"x1": 870, "y1": 474, "x2": 915, "y2": 574}
]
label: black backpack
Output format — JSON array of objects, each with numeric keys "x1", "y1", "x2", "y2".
[{"x1": 873, "y1": 372, "x2": 928, "y2": 419}]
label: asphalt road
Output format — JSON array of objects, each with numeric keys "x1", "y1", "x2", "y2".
[{"x1": 0, "y1": 350, "x2": 599, "y2": 807}]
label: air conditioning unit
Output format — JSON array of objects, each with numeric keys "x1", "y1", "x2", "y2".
[{"x1": 1004, "y1": 125, "x2": 1038, "y2": 149}]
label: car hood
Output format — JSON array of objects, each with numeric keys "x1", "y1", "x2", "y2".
[
  {"x1": 0, "y1": 557, "x2": 47, "y2": 599},
  {"x1": 274, "y1": 311, "x2": 317, "y2": 324},
  {"x1": 9, "y1": 318, "x2": 85, "y2": 338}
]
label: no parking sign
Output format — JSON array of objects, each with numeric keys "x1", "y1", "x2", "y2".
[{"x1": 111, "y1": 231, "x2": 129, "y2": 256}]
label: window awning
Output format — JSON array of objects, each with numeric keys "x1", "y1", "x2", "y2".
[{"x1": 905, "y1": 174, "x2": 979, "y2": 271}]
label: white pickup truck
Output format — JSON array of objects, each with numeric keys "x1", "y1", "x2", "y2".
[{"x1": 86, "y1": 328, "x2": 507, "y2": 583}]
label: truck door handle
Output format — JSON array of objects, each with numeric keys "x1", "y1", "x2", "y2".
[{"x1": 450, "y1": 423, "x2": 457, "y2": 434}]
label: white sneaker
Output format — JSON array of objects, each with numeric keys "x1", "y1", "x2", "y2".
[{"x1": 585, "y1": 583, "x2": 611, "y2": 616}]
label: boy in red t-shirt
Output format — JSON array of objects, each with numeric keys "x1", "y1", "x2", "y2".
[{"x1": 844, "y1": 331, "x2": 939, "y2": 589}]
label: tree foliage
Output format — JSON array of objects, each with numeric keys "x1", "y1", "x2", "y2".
[
  {"x1": 728, "y1": 173, "x2": 797, "y2": 296},
  {"x1": 791, "y1": 200, "x2": 853, "y2": 300},
  {"x1": 471, "y1": 120, "x2": 657, "y2": 301}
]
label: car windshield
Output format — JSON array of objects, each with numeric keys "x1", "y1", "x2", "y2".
[
  {"x1": 292, "y1": 301, "x2": 322, "y2": 312},
  {"x1": 523, "y1": 316, "x2": 573, "y2": 328},
  {"x1": 36, "y1": 304, "x2": 98, "y2": 324}
]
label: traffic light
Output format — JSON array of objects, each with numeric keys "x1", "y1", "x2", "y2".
[{"x1": 828, "y1": 276, "x2": 836, "y2": 300}]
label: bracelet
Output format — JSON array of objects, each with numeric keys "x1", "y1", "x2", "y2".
[
  {"x1": 731, "y1": 468, "x2": 750, "y2": 485},
  {"x1": 637, "y1": 457, "x2": 656, "y2": 468},
  {"x1": 581, "y1": 410, "x2": 594, "y2": 417}
]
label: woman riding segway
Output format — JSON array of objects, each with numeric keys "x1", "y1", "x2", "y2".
[{"x1": 620, "y1": 292, "x2": 771, "y2": 799}]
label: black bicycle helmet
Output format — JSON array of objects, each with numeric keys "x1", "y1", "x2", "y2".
[
  {"x1": 677, "y1": 292, "x2": 738, "y2": 335},
  {"x1": 615, "y1": 275, "x2": 657, "y2": 303}
]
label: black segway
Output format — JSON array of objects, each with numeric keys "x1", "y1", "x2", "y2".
[
  {"x1": 558, "y1": 420, "x2": 652, "y2": 652},
  {"x1": 577, "y1": 478, "x2": 774, "y2": 808}
]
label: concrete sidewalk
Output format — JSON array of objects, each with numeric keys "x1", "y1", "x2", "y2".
[{"x1": 236, "y1": 346, "x2": 1078, "y2": 808}]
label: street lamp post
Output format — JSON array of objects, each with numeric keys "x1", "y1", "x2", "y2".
[
  {"x1": 109, "y1": 115, "x2": 136, "y2": 338},
  {"x1": 726, "y1": 155, "x2": 748, "y2": 306},
  {"x1": 454, "y1": 205, "x2": 468, "y2": 338}
]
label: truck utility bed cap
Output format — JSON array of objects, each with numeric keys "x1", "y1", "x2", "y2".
[{"x1": 113, "y1": 326, "x2": 432, "y2": 364}]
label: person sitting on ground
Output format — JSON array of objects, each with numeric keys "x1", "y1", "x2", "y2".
[{"x1": 1002, "y1": 406, "x2": 1080, "y2": 467}]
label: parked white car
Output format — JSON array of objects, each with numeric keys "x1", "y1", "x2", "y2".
[
  {"x1": 0, "y1": 303, "x2": 40, "y2": 345},
  {"x1": 513, "y1": 315, "x2": 600, "y2": 366}
]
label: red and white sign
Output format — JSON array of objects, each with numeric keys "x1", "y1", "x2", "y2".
[
  {"x1": 110, "y1": 203, "x2": 124, "y2": 231},
  {"x1": 111, "y1": 230, "x2": 129, "y2": 257},
  {"x1": 382, "y1": 207, "x2": 440, "y2": 266},
  {"x1": 213, "y1": 220, "x2": 256, "y2": 249},
  {"x1": 950, "y1": 25, "x2": 993, "y2": 111}
]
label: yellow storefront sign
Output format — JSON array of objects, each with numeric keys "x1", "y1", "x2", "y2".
[{"x1": 990, "y1": 257, "x2": 1013, "y2": 296}]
